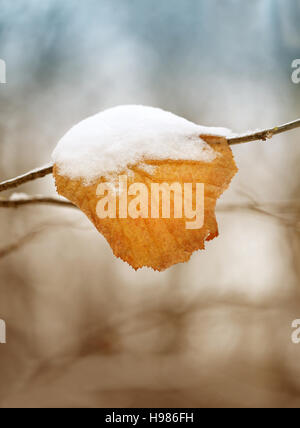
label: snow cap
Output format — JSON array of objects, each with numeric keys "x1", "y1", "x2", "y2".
[{"x1": 52, "y1": 105, "x2": 232, "y2": 184}]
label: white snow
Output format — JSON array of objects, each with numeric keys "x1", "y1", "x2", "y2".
[
  {"x1": 52, "y1": 105, "x2": 232, "y2": 185},
  {"x1": 10, "y1": 193, "x2": 31, "y2": 201}
]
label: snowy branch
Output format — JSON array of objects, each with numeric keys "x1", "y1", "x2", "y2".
[
  {"x1": 227, "y1": 118, "x2": 300, "y2": 145},
  {"x1": 0, "y1": 118, "x2": 299, "y2": 195},
  {"x1": 0, "y1": 164, "x2": 53, "y2": 193}
]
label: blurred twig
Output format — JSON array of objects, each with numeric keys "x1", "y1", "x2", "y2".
[
  {"x1": 0, "y1": 228, "x2": 43, "y2": 259},
  {"x1": 0, "y1": 195, "x2": 299, "y2": 231},
  {"x1": 0, "y1": 198, "x2": 298, "y2": 260},
  {"x1": 219, "y1": 201, "x2": 300, "y2": 214},
  {"x1": 0, "y1": 195, "x2": 75, "y2": 208},
  {"x1": 219, "y1": 200, "x2": 300, "y2": 230},
  {"x1": 0, "y1": 220, "x2": 92, "y2": 260}
]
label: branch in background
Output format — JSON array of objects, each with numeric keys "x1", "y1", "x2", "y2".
[
  {"x1": 0, "y1": 118, "x2": 299, "y2": 193},
  {"x1": 0, "y1": 228, "x2": 43, "y2": 259},
  {"x1": 0, "y1": 195, "x2": 75, "y2": 208},
  {"x1": 219, "y1": 200, "x2": 300, "y2": 214},
  {"x1": 219, "y1": 200, "x2": 300, "y2": 231},
  {"x1": 0, "y1": 194, "x2": 299, "y2": 231},
  {"x1": 0, "y1": 220, "x2": 92, "y2": 260},
  {"x1": 0, "y1": 198, "x2": 298, "y2": 260}
]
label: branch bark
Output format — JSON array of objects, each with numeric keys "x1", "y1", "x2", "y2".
[
  {"x1": 227, "y1": 118, "x2": 300, "y2": 145},
  {"x1": 0, "y1": 228, "x2": 44, "y2": 259},
  {"x1": 0, "y1": 118, "x2": 299, "y2": 194},
  {"x1": 0, "y1": 196, "x2": 75, "y2": 208},
  {"x1": 0, "y1": 199, "x2": 298, "y2": 261},
  {"x1": 0, "y1": 164, "x2": 53, "y2": 193},
  {"x1": 1, "y1": 194, "x2": 299, "y2": 221}
]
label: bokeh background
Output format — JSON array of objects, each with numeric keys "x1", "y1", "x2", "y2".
[{"x1": 0, "y1": 0, "x2": 300, "y2": 408}]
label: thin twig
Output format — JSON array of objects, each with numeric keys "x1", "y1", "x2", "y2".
[
  {"x1": 0, "y1": 199, "x2": 299, "y2": 260},
  {"x1": 218, "y1": 201, "x2": 300, "y2": 213},
  {"x1": 0, "y1": 164, "x2": 53, "y2": 193},
  {"x1": 0, "y1": 220, "x2": 92, "y2": 260},
  {"x1": 219, "y1": 201, "x2": 300, "y2": 230},
  {"x1": 0, "y1": 196, "x2": 75, "y2": 208},
  {"x1": 0, "y1": 194, "x2": 299, "y2": 226},
  {"x1": 0, "y1": 228, "x2": 43, "y2": 259},
  {"x1": 0, "y1": 118, "x2": 299, "y2": 193},
  {"x1": 227, "y1": 118, "x2": 300, "y2": 145}
]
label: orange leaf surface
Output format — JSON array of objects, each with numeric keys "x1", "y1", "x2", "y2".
[{"x1": 54, "y1": 136, "x2": 237, "y2": 271}]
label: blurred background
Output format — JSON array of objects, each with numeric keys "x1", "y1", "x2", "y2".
[{"x1": 0, "y1": 0, "x2": 300, "y2": 408}]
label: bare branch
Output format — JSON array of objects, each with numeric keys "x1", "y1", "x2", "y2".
[
  {"x1": 0, "y1": 220, "x2": 92, "y2": 260},
  {"x1": 1, "y1": 193, "x2": 299, "y2": 230},
  {"x1": 0, "y1": 198, "x2": 298, "y2": 260},
  {"x1": 227, "y1": 118, "x2": 300, "y2": 145},
  {"x1": 0, "y1": 228, "x2": 43, "y2": 259},
  {"x1": 218, "y1": 201, "x2": 300, "y2": 213},
  {"x1": 0, "y1": 164, "x2": 53, "y2": 193},
  {"x1": 218, "y1": 201, "x2": 300, "y2": 230},
  {"x1": 0, "y1": 195, "x2": 75, "y2": 208}
]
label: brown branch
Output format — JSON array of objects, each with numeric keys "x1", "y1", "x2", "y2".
[
  {"x1": 0, "y1": 220, "x2": 91, "y2": 260},
  {"x1": 0, "y1": 228, "x2": 43, "y2": 259},
  {"x1": 1, "y1": 194, "x2": 299, "y2": 227},
  {"x1": 227, "y1": 118, "x2": 300, "y2": 145},
  {"x1": 0, "y1": 196, "x2": 75, "y2": 208},
  {"x1": 218, "y1": 201, "x2": 300, "y2": 230},
  {"x1": 0, "y1": 118, "x2": 299, "y2": 193},
  {"x1": 0, "y1": 198, "x2": 299, "y2": 261},
  {"x1": 0, "y1": 164, "x2": 53, "y2": 193},
  {"x1": 218, "y1": 201, "x2": 300, "y2": 213}
]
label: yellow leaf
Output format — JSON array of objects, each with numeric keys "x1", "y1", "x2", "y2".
[{"x1": 54, "y1": 136, "x2": 237, "y2": 271}]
